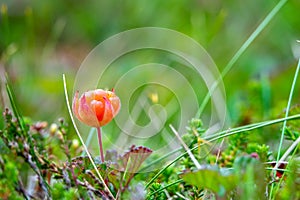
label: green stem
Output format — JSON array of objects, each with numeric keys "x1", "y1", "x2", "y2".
[
  {"x1": 270, "y1": 58, "x2": 300, "y2": 199},
  {"x1": 63, "y1": 74, "x2": 115, "y2": 199},
  {"x1": 275, "y1": 58, "x2": 300, "y2": 166},
  {"x1": 97, "y1": 127, "x2": 105, "y2": 163}
]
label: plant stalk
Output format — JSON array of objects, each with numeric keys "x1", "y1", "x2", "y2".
[
  {"x1": 97, "y1": 127, "x2": 105, "y2": 163},
  {"x1": 63, "y1": 74, "x2": 115, "y2": 199}
]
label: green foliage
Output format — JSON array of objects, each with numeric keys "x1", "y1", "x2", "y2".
[
  {"x1": 179, "y1": 152, "x2": 271, "y2": 199},
  {"x1": 233, "y1": 156, "x2": 266, "y2": 200},
  {"x1": 1, "y1": 0, "x2": 300, "y2": 199},
  {"x1": 285, "y1": 126, "x2": 300, "y2": 141},
  {"x1": 0, "y1": 155, "x2": 23, "y2": 200},
  {"x1": 52, "y1": 182, "x2": 77, "y2": 200},
  {"x1": 0, "y1": 109, "x2": 152, "y2": 199},
  {"x1": 181, "y1": 166, "x2": 236, "y2": 197},
  {"x1": 147, "y1": 183, "x2": 167, "y2": 200},
  {"x1": 144, "y1": 113, "x2": 300, "y2": 199},
  {"x1": 2, "y1": 104, "x2": 297, "y2": 199},
  {"x1": 275, "y1": 159, "x2": 300, "y2": 200}
]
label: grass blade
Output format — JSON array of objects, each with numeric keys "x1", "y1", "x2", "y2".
[
  {"x1": 145, "y1": 114, "x2": 300, "y2": 188},
  {"x1": 269, "y1": 58, "x2": 300, "y2": 199},
  {"x1": 145, "y1": 152, "x2": 184, "y2": 189},
  {"x1": 148, "y1": 179, "x2": 183, "y2": 197},
  {"x1": 62, "y1": 74, "x2": 116, "y2": 200},
  {"x1": 141, "y1": 114, "x2": 300, "y2": 174},
  {"x1": 275, "y1": 58, "x2": 300, "y2": 167},
  {"x1": 5, "y1": 74, "x2": 26, "y2": 132},
  {"x1": 196, "y1": 0, "x2": 288, "y2": 118}
]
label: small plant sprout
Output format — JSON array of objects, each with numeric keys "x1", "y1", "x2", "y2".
[{"x1": 72, "y1": 89, "x2": 121, "y2": 163}]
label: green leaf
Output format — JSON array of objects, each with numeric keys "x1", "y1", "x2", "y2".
[
  {"x1": 0, "y1": 138, "x2": 9, "y2": 154},
  {"x1": 180, "y1": 165, "x2": 237, "y2": 196},
  {"x1": 276, "y1": 159, "x2": 300, "y2": 200},
  {"x1": 233, "y1": 156, "x2": 266, "y2": 199}
]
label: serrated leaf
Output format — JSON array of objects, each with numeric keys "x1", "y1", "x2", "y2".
[
  {"x1": 119, "y1": 145, "x2": 152, "y2": 188},
  {"x1": 121, "y1": 145, "x2": 153, "y2": 174}
]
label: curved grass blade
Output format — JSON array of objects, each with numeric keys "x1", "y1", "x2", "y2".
[
  {"x1": 62, "y1": 74, "x2": 116, "y2": 200},
  {"x1": 204, "y1": 114, "x2": 300, "y2": 141}
]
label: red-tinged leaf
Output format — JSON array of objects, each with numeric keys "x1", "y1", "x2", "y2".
[
  {"x1": 118, "y1": 145, "x2": 152, "y2": 188},
  {"x1": 121, "y1": 145, "x2": 153, "y2": 174}
]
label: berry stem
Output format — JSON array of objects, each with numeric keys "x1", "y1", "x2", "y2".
[{"x1": 97, "y1": 127, "x2": 105, "y2": 163}]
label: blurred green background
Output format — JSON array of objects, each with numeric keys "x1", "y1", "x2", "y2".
[{"x1": 0, "y1": 0, "x2": 300, "y2": 149}]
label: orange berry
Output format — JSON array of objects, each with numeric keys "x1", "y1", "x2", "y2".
[{"x1": 72, "y1": 89, "x2": 121, "y2": 127}]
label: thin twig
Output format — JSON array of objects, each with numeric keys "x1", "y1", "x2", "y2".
[
  {"x1": 169, "y1": 124, "x2": 202, "y2": 169},
  {"x1": 275, "y1": 136, "x2": 300, "y2": 170},
  {"x1": 215, "y1": 138, "x2": 225, "y2": 164},
  {"x1": 175, "y1": 192, "x2": 189, "y2": 200}
]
